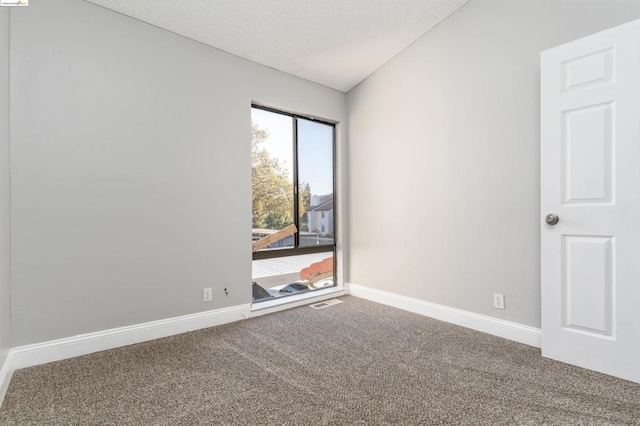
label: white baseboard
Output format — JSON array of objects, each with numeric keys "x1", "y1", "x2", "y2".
[
  {"x1": 9, "y1": 303, "x2": 251, "y2": 372},
  {"x1": 0, "y1": 350, "x2": 14, "y2": 407},
  {"x1": 347, "y1": 283, "x2": 541, "y2": 348},
  {"x1": 1, "y1": 285, "x2": 541, "y2": 408},
  {"x1": 1, "y1": 290, "x2": 357, "y2": 407},
  {"x1": 0, "y1": 304, "x2": 242, "y2": 407}
]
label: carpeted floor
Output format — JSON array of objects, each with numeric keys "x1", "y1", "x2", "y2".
[{"x1": 1, "y1": 296, "x2": 639, "y2": 425}]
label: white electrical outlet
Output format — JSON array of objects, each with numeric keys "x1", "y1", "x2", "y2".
[
  {"x1": 493, "y1": 293, "x2": 505, "y2": 309},
  {"x1": 203, "y1": 288, "x2": 212, "y2": 302}
]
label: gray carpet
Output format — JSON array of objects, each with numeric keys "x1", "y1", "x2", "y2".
[{"x1": 1, "y1": 296, "x2": 639, "y2": 425}]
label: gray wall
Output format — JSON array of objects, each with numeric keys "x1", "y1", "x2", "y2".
[
  {"x1": 346, "y1": 0, "x2": 640, "y2": 328},
  {"x1": 10, "y1": 0, "x2": 346, "y2": 346},
  {"x1": 0, "y1": 7, "x2": 10, "y2": 364}
]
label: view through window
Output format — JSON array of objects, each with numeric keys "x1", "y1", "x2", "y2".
[{"x1": 251, "y1": 106, "x2": 335, "y2": 302}]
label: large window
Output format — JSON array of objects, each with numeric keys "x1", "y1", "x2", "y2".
[
  {"x1": 251, "y1": 106, "x2": 336, "y2": 302},
  {"x1": 251, "y1": 106, "x2": 335, "y2": 259}
]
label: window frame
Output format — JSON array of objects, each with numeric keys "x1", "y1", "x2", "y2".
[{"x1": 252, "y1": 104, "x2": 337, "y2": 261}]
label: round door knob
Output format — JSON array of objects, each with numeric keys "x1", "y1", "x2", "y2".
[{"x1": 545, "y1": 214, "x2": 560, "y2": 225}]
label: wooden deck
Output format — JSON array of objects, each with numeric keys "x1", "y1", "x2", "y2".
[{"x1": 252, "y1": 252, "x2": 332, "y2": 289}]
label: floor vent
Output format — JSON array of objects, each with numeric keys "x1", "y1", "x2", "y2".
[{"x1": 310, "y1": 299, "x2": 343, "y2": 309}]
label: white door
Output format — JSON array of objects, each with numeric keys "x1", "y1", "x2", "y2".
[{"x1": 541, "y1": 19, "x2": 640, "y2": 384}]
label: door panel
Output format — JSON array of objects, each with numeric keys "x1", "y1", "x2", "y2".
[
  {"x1": 541, "y1": 19, "x2": 640, "y2": 383},
  {"x1": 562, "y1": 102, "x2": 613, "y2": 203},
  {"x1": 562, "y1": 235, "x2": 614, "y2": 337},
  {"x1": 562, "y1": 48, "x2": 613, "y2": 92}
]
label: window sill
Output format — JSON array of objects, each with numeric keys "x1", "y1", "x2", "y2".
[{"x1": 250, "y1": 286, "x2": 346, "y2": 317}]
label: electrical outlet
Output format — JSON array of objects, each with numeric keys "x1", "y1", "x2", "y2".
[
  {"x1": 203, "y1": 288, "x2": 212, "y2": 302},
  {"x1": 493, "y1": 293, "x2": 505, "y2": 309}
]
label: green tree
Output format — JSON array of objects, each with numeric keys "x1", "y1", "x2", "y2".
[
  {"x1": 252, "y1": 124, "x2": 293, "y2": 230},
  {"x1": 298, "y1": 182, "x2": 311, "y2": 231},
  {"x1": 252, "y1": 123, "x2": 313, "y2": 231}
]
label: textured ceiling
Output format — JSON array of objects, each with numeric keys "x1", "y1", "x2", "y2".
[{"x1": 85, "y1": 0, "x2": 469, "y2": 92}]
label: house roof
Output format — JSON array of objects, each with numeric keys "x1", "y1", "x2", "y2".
[{"x1": 309, "y1": 197, "x2": 333, "y2": 212}]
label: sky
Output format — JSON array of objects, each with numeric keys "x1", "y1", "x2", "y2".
[{"x1": 251, "y1": 107, "x2": 333, "y2": 196}]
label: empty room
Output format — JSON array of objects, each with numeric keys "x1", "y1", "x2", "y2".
[{"x1": 1, "y1": 0, "x2": 640, "y2": 424}]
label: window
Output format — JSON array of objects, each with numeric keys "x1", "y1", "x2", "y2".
[
  {"x1": 251, "y1": 106, "x2": 335, "y2": 259},
  {"x1": 251, "y1": 106, "x2": 336, "y2": 303}
]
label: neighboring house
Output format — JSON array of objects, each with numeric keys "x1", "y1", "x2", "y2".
[{"x1": 306, "y1": 194, "x2": 333, "y2": 236}]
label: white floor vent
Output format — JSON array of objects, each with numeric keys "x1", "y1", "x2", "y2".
[{"x1": 309, "y1": 299, "x2": 343, "y2": 309}]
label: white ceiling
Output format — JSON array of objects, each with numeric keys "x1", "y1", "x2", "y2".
[{"x1": 85, "y1": 0, "x2": 469, "y2": 92}]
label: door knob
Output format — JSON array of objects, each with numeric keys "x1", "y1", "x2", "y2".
[{"x1": 545, "y1": 214, "x2": 560, "y2": 225}]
